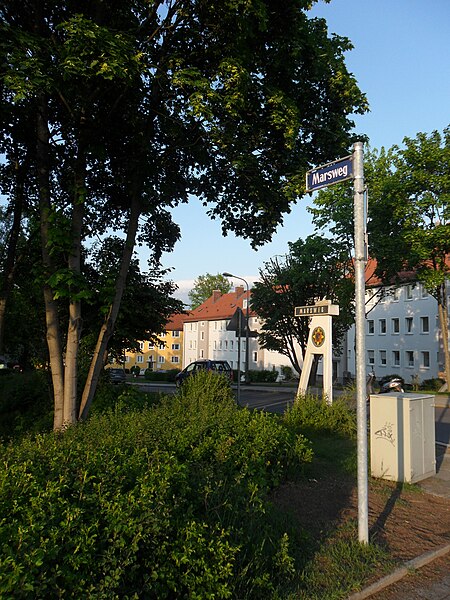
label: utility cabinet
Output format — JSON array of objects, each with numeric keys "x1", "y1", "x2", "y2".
[{"x1": 370, "y1": 393, "x2": 435, "y2": 483}]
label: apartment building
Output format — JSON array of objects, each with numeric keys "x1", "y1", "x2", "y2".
[
  {"x1": 346, "y1": 279, "x2": 448, "y2": 385},
  {"x1": 121, "y1": 312, "x2": 188, "y2": 373},
  {"x1": 183, "y1": 286, "x2": 297, "y2": 377}
]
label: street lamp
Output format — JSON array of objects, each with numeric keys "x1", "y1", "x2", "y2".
[{"x1": 223, "y1": 272, "x2": 250, "y2": 385}]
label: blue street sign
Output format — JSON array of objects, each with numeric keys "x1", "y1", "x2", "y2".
[{"x1": 306, "y1": 155, "x2": 353, "y2": 192}]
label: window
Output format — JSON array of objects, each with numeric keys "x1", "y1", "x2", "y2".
[
  {"x1": 368, "y1": 350, "x2": 375, "y2": 365},
  {"x1": 391, "y1": 318, "x2": 400, "y2": 334},
  {"x1": 367, "y1": 320, "x2": 374, "y2": 335},
  {"x1": 158, "y1": 356, "x2": 165, "y2": 364},
  {"x1": 125, "y1": 355, "x2": 130, "y2": 363},
  {"x1": 379, "y1": 350, "x2": 387, "y2": 366},
  {"x1": 224, "y1": 340, "x2": 228, "y2": 350},
  {"x1": 230, "y1": 340, "x2": 234, "y2": 350},
  {"x1": 393, "y1": 288, "x2": 400, "y2": 302},
  {"x1": 406, "y1": 351, "x2": 414, "y2": 367},
  {"x1": 136, "y1": 355, "x2": 144, "y2": 363},
  {"x1": 379, "y1": 319, "x2": 386, "y2": 334},
  {"x1": 405, "y1": 317, "x2": 413, "y2": 334},
  {"x1": 139, "y1": 342, "x2": 144, "y2": 351},
  {"x1": 213, "y1": 341, "x2": 217, "y2": 350},
  {"x1": 201, "y1": 331, "x2": 205, "y2": 340},
  {"x1": 420, "y1": 316, "x2": 429, "y2": 333},
  {"x1": 200, "y1": 350, "x2": 204, "y2": 358},
  {"x1": 421, "y1": 285, "x2": 428, "y2": 298},
  {"x1": 252, "y1": 351, "x2": 257, "y2": 362},
  {"x1": 392, "y1": 351, "x2": 400, "y2": 367},
  {"x1": 148, "y1": 343, "x2": 154, "y2": 350},
  {"x1": 159, "y1": 343, "x2": 165, "y2": 350},
  {"x1": 421, "y1": 351, "x2": 430, "y2": 368},
  {"x1": 171, "y1": 356, "x2": 180, "y2": 364},
  {"x1": 171, "y1": 343, "x2": 180, "y2": 350},
  {"x1": 172, "y1": 330, "x2": 180, "y2": 337},
  {"x1": 405, "y1": 284, "x2": 413, "y2": 300}
]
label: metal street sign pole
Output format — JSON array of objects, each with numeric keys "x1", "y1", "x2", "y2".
[{"x1": 353, "y1": 141, "x2": 369, "y2": 544}]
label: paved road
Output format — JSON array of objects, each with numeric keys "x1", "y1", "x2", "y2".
[{"x1": 132, "y1": 381, "x2": 450, "y2": 447}]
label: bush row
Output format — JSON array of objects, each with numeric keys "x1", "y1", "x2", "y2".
[{"x1": 0, "y1": 371, "x2": 315, "y2": 599}]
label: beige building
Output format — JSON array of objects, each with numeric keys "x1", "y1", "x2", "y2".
[{"x1": 120, "y1": 313, "x2": 188, "y2": 373}]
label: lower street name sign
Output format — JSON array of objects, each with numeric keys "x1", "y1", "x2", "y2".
[{"x1": 306, "y1": 155, "x2": 353, "y2": 192}]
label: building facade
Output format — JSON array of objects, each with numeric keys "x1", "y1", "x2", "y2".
[
  {"x1": 183, "y1": 286, "x2": 298, "y2": 378},
  {"x1": 120, "y1": 312, "x2": 188, "y2": 373},
  {"x1": 346, "y1": 280, "x2": 448, "y2": 385}
]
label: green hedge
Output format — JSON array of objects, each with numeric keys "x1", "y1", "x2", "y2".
[
  {"x1": 0, "y1": 371, "x2": 313, "y2": 599},
  {"x1": 144, "y1": 368, "x2": 180, "y2": 382}
]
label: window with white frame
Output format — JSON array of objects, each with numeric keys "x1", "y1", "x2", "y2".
[
  {"x1": 139, "y1": 342, "x2": 144, "y2": 351},
  {"x1": 405, "y1": 284, "x2": 413, "y2": 300},
  {"x1": 421, "y1": 285, "x2": 428, "y2": 298},
  {"x1": 171, "y1": 356, "x2": 180, "y2": 364},
  {"x1": 125, "y1": 355, "x2": 130, "y2": 363},
  {"x1": 368, "y1": 350, "x2": 375, "y2": 365},
  {"x1": 405, "y1": 317, "x2": 413, "y2": 333},
  {"x1": 172, "y1": 343, "x2": 180, "y2": 350},
  {"x1": 391, "y1": 318, "x2": 400, "y2": 334},
  {"x1": 137, "y1": 355, "x2": 144, "y2": 363},
  {"x1": 392, "y1": 351, "x2": 400, "y2": 367},
  {"x1": 379, "y1": 350, "x2": 387, "y2": 366},
  {"x1": 158, "y1": 356, "x2": 165, "y2": 364},
  {"x1": 172, "y1": 330, "x2": 180, "y2": 337},
  {"x1": 367, "y1": 320, "x2": 374, "y2": 335},
  {"x1": 230, "y1": 340, "x2": 234, "y2": 350},
  {"x1": 201, "y1": 331, "x2": 205, "y2": 340},
  {"x1": 406, "y1": 351, "x2": 414, "y2": 367},
  {"x1": 393, "y1": 288, "x2": 400, "y2": 301},
  {"x1": 159, "y1": 343, "x2": 165, "y2": 350},
  {"x1": 420, "y1": 316, "x2": 429, "y2": 333},
  {"x1": 252, "y1": 351, "x2": 257, "y2": 362},
  {"x1": 421, "y1": 351, "x2": 430, "y2": 368},
  {"x1": 149, "y1": 343, "x2": 154, "y2": 349},
  {"x1": 200, "y1": 350, "x2": 204, "y2": 358},
  {"x1": 379, "y1": 319, "x2": 386, "y2": 334}
]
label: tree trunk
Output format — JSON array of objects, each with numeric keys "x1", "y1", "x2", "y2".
[
  {"x1": 78, "y1": 191, "x2": 142, "y2": 420},
  {"x1": 36, "y1": 93, "x2": 65, "y2": 430},
  {"x1": 63, "y1": 124, "x2": 87, "y2": 425}
]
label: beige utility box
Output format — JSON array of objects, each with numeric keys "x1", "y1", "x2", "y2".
[{"x1": 370, "y1": 393, "x2": 435, "y2": 483}]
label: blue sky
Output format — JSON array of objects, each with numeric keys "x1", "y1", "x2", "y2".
[{"x1": 151, "y1": 0, "x2": 450, "y2": 302}]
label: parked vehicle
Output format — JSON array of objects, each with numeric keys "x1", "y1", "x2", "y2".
[
  {"x1": 175, "y1": 360, "x2": 233, "y2": 387},
  {"x1": 107, "y1": 368, "x2": 126, "y2": 384}
]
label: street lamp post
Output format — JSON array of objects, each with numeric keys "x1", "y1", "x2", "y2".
[{"x1": 223, "y1": 273, "x2": 250, "y2": 384}]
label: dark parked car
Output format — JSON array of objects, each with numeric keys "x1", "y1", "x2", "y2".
[
  {"x1": 107, "y1": 368, "x2": 126, "y2": 384},
  {"x1": 175, "y1": 360, "x2": 233, "y2": 387}
]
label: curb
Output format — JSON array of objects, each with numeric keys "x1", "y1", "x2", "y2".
[{"x1": 347, "y1": 543, "x2": 450, "y2": 600}]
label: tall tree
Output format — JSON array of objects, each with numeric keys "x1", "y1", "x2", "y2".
[
  {"x1": 311, "y1": 128, "x2": 450, "y2": 388},
  {"x1": 1, "y1": 0, "x2": 367, "y2": 426},
  {"x1": 188, "y1": 273, "x2": 232, "y2": 309},
  {"x1": 251, "y1": 235, "x2": 354, "y2": 374}
]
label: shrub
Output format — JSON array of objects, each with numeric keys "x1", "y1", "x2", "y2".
[
  {"x1": 283, "y1": 394, "x2": 357, "y2": 440},
  {"x1": 420, "y1": 377, "x2": 445, "y2": 391},
  {"x1": 144, "y1": 368, "x2": 180, "y2": 382},
  {"x1": 0, "y1": 372, "x2": 313, "y2": 599},
  {"x1": 0, "y1": 371, "x2": 53, "y2": 440},
  {"x1": 248, "y1": 369, "x2": 279, "y2": 383}
]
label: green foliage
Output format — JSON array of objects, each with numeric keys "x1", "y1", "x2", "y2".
[
  {"x1": 420, "y1": 378, "x2": 445, "y2": 392},
  {"x1": 144, "y1": 368, "x2": 180, "y2": 382},
  {"x1": 251, "y1": 235, "x2": 355, "y2": 374},
  {"x1": 0, "y1": 374, "x2": 313, "y2": 598},
  {"x1": 247, "y1": 369, "x2": 279, "y2": 383},
  {"x1": 0, "y1": 371, "x2": 53, "y2": 441},
  {"x1": 283, "y1": 395, "x2": 357, "y2": 440},
  {"x1": 188, "y1": 273, "x2": 232, "y2": 309}
]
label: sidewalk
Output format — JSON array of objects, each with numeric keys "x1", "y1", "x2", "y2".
[{"x1": 348, "y1": 443, "x2": 450, "y2": 599}]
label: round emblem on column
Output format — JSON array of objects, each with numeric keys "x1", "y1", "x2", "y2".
[{"x1": 311, "y1": 326, "x2": 325, "y2": 347}]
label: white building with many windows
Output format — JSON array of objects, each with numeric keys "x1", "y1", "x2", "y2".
[
  {"x1": 183, "y1": 287, "x2": 297, "y2": 378},
  {"x1": 346, "y1": 279, "x2": 448, "y2": 386}
]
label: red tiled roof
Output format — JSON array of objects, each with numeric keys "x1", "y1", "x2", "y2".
[
  {"x1": 184, "y1": 288, "x2": 255, "y2": 322},
  {"x1": 165, "y1": 312, "x2": 192, "y2": 331}
]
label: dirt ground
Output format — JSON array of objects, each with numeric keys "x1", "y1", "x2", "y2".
[{"x1": 273, "y1": 464, "x2": 450, "y2": 598}]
